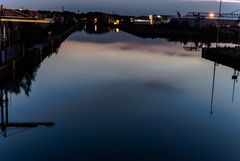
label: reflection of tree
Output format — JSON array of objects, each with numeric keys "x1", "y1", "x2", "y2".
[
  {"x1": 0, "y1": 29, "x2": 70, "y2": 137},
  {"x1": 1, "y1": 22, "x2": 75, "y2": 97},
  {"x1": 9, "y1": 64, "x2": 38, "y2": 96}
]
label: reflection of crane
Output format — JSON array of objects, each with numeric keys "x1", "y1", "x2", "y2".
[
  {"x1": 0, "y1": 89, "x2": 54, "y2": 138},
  {"x1": 203, "y1": 47, "x2": 240, "y2": 113},
  {"x1": 210, "y1": 62, "x2": 217, "y2": 115},
  {"x1": 210, "y1": 63, "x2": 240, "y2": 114},
  {"x1": 232, "y1": 70, "x2": 239, "y2": 102}
]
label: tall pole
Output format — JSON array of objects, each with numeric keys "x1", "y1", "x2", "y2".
[
  {"x1": 216, "y1": 0, "x2": 222, "y2": 47},
  {"x1": 219, "y1": 0, "x2": 222, "y2": 18}
]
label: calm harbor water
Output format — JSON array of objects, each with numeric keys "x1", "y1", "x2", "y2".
[{"x1": 1, "y1": 29, "x2": 240, "y2": 161}]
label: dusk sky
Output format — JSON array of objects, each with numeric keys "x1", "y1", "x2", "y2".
[{"x1": 4, "y1": 0, "x2": 240, "y2": 15}]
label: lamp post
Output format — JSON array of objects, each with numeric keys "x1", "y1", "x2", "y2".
[
  {"x1": 216, "y1": 0, "x2": 222, "y2": 47},
  {"x1": 219, "y1": 0, "x2": 222, "y2": 18}
]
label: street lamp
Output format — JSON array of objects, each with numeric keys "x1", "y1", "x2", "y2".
[
  {"x1": 209, "y1": 12, "x2": 215, "y2": 18},
  {"x1": 216, "y1": 0, "x2": 222, "y2": 47}
]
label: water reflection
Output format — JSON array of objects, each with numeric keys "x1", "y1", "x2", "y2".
[
  {"x1": 83, "y1": 24, "x2": 110, "y2": 34},
  {"x1": 0, "y1": 30, "x2": 73, "y2": 138},
  {"x1": 0, "y1": 89, "x2": 54, "y2": 138},
  {"x1": 202, "y1": 47, "x2": 240, "y2": 114},
  {"x1": 2, "y1": 25, "x2": 240, "y2": 161}
]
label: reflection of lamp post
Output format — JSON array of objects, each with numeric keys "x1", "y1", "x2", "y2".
[
  {"x1": 232, "y1": 70, "x2": 239, "y2": 102},
  {"x1": 210, "y1": 62, "x2": 217, "y2": 115}
]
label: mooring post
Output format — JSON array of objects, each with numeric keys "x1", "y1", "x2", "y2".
[
  {"x1": 3, "y1": 23, "x2": 6, "y2": 49},
  {"x1": 0, "y1": 22, "x2": 1, "y2": 52},
  {"x1": 7, "y1": 27, "x2": 10, "y2": 48},
  {"x1": 22, "y1": 44, "x2": 25, "y2": 57},
  {"x1": 0, "y1": 89, "x2": 4, "y2": 132},
  {"x1": 0, "y1": 23, "x2": 2, "y2": 65},
  {"x1": 52, "y1": 40, "x2": 54, "y2": 53},
  {"x1": 4, "y1": 90, "x2": 8, "y2": 124},
  {"x1": 2, "y1": 23, "x2": 6, "y2": 63}
]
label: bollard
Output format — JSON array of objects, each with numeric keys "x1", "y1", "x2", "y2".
[
  {"x1": 52, "y1": 40, "x2": 54, "y2": 53},
  {"x1": 22, "y1": 45, "x2": 25, "y2": 57},
  {"x1": 8, "y1": 28, "x2": 10, "y2": 48}
]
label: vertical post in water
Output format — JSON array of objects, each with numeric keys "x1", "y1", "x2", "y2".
[
  {"x1": 0, "y1": 89, "x2": 4, "y2": 133},
  {"x1": 12, "y1": 59, "x2": 15, "y2": 79},
  {"x1": 0, "y1": 22, "x2": 2, "y2": 64},
  {"x1": 3, "y1": 23, "x2": 5, "y2": 48},
  {"x1": 4, "y1": 90, "x2": 8, "y2": 125},
  {"x1": 22, "y1": 44, "x2": 25, "y2": 57},
  {"x1": 2, "y1": 23, "x2": 6, "y2": 63},
  {"x1": 8, "y1": 27, "x2": 10, "y2": 48},
  {"x1": 12, "y1": 59, "x2": 15, "y2": 70},
  {"x1": 40, "y1": 48, "x2": 42, "y2": 61},
  {"x1": 52, "y1": 40, "x2": 54, "y2": 53},
  {"x1": 0, "y1": 22, "x2": 1, "y2": 52}
]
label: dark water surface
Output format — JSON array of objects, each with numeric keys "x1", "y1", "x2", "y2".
[{"x1": 1, "y1": 30, "x2": 240, "y2": 161}]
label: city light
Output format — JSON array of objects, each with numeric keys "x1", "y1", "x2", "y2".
[
  {"x1": 0, "y1": 18, "x2": 54, "y2": 23},
  {"x1": 113, "y1": 20, "x2": 120, "y2": 25},
  {"x1": 209, "y1": 12, "x2": 215, "y2": 18}
]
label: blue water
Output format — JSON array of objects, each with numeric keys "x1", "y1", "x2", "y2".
[{"x1": 1, "y1": 30, "x2": 240, "y2": 161}]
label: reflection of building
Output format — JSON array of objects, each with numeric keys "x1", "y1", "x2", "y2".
[
  {"x1": 0, "y1": 23, "x2": 72, "y2": 137},
  {"x1": 83, "y1": 23, "x2": 110, "y2": 34},
  {"x1": 202, "y1": 47, "x2": 240, "y2": 114},
  {"x1": 0, "y1": 22, "x2": 76, "y2": 137},
  {"x1": 202, "y1": 47, "x2": 240, "y2": 70}
]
